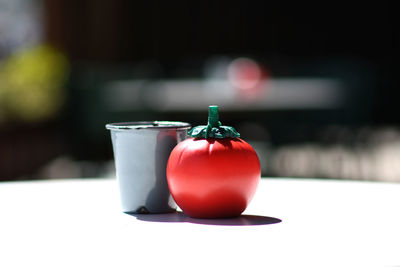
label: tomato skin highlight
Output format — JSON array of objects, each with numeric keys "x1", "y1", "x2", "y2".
[{"x1": 166, "y1": 137, "x2": 260, "y2": 218}]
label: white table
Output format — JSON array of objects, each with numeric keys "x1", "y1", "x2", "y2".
[{"x1": 1, "y1": 178, "x2": 399, "y2": 267}]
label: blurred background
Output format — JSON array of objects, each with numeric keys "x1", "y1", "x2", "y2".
[{"x1": 0, "y1": 0, "x2": 398, "y2": 182}]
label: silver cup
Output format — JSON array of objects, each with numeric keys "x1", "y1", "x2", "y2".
[{"x1": 106, "y1": 121, "x2": 190, "y2": 214}]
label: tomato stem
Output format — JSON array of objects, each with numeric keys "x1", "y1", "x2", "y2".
[
  {"x1": 208, "y1": 105, "x2": 220, "y2": 127},
  {"x1": 188, "y1": 105, "x2": 240, "y2": 139}
]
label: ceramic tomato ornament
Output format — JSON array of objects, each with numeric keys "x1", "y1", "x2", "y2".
[{"x1": 167, "y1": 105, "x2": 260, "y2": 218}]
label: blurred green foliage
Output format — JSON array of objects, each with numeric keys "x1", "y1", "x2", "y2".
[{"x1": 0, "y1": 45, "x2": 69, "y2": 123}]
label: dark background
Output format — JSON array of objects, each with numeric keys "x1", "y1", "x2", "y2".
[
  {"x1": 0, "y1": 1, "x2": 398, "y2": 180},
  {"x1": 45, "y1": 1, "x2": 396, "y2": 121}
]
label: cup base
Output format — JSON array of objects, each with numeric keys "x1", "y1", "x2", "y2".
[{"x1": 123, "y1": 206, "x2": 177, "y2": 214}]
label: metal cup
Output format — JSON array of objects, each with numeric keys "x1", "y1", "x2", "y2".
[{"x1": 106, "y1": 121, "x2": 190, "y2": 214}]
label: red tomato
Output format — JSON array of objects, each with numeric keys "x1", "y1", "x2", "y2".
[{"x1": 166, "y1": 137, "x2": 260, "y2": 218}]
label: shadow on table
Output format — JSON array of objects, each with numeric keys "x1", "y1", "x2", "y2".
[{"x1": 127, "y1": 211, "x2": 282, "y2": 226}]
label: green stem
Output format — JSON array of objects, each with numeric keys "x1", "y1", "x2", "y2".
[
  {"x1": 207, "y1": 105, "x2": 221, "y2": 136},
  {"x1": 208, "y1": 105, "x2": 220, "y2": 127},
  {"x1": 188, "y1": 105, "x2": 240, "y2": 139}
]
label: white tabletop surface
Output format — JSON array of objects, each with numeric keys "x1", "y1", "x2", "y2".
[{"x1": 1, "y1": 177, "x2": 399, "y2": 267}]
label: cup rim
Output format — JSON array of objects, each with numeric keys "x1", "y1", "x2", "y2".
[{"x1": 106, "y1": 121, "x2": 191, "y2": 131}]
